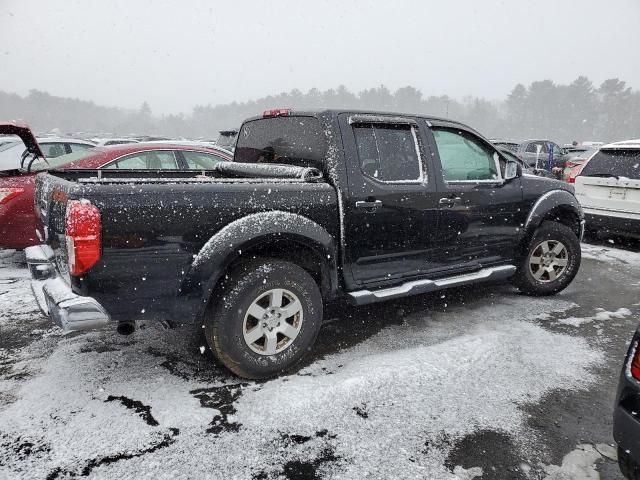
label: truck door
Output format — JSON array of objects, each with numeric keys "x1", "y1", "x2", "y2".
[
  {"x1": 338, "y1": 114, "x2": 441, "y2": 286},
  {"x1": 425, "y1": 122, "x2": 524, "y2": 268}
]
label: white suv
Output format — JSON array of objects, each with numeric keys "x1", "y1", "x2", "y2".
[{"x1": 575, "y1": 139, "x2": 640, "y2": 238}]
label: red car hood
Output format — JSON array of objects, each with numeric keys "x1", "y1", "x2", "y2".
[{"x1": 0, "y1": 122, "x2": 45, "y2": 159}]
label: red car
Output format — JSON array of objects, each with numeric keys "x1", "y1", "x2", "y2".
[{"x1": 0, "y1": 123, "x2": 232, "y2": 250}]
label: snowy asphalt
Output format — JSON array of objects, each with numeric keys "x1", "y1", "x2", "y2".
[{"x1": 0, "y1": 240, "x2": 639, "y2": 479}]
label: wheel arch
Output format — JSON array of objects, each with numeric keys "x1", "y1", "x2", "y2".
[
  {"x1": 519, "y1": 189, "x2": 584, "y2": 254},
  {"x1": 180, "y1": 211, "x2": 339, "y2": 322}
]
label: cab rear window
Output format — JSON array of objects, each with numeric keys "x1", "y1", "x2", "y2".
[
  {"x1": 234, "y1": 116, "x2": 327, "y2": 169},
  {"x1": 581, "y1": 149, "x2": 640, "y2": 180}
]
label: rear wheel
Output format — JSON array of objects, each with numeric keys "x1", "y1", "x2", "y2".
[
  {"x1": 204, "y1": 259, "x2": 323, "y2": 379},
  {"x1": 512, "y1": 221, "x2": 581, "y2": 296}
]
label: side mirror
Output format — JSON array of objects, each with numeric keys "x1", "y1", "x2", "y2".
[{"x1": 504, "y1": 159, "x2": 521, "y2": 181}]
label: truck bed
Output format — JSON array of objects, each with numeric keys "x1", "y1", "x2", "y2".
[{"x1": 34, "y1": 165, "x2": 339, "y2": 322}]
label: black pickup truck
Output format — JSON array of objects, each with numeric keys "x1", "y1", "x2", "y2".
[{"x1": 27, "y1": 109, "x2": 585, "y2": 379}]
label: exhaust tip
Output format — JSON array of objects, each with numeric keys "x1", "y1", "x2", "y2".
[{"x1": 117, "y1": 322, "x2": 135, "y2": 336}]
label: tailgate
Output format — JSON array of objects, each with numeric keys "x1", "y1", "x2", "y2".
[
  {"x1": 575, "y1": 147, "x2": 640, "y2": 218},
  {"x1": 33, "y1": 172, "x2": 78, "y2": 277},
  {"x1": 575, "y1": 176, "x2": 640, "y2": 214},
  {"x1": 575, "y1": 176, "x2": 640, "y2": 209}
]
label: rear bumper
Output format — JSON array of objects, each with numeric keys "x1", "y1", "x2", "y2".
[
  {"x1": 25, "y1": 245, "x2": 110, "y2": 331},
  {"x1": 584, "y1": 209, "x2": 640, "y2": 237},
  {"x1": 614, "y1": 404, "x2": 640, "y2": 467}
]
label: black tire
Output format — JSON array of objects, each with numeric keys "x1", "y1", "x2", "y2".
[
  {"x1": 618, "y1": 446, "x2": 640, "y2": 480},
  {"x1": 204, "y1": 259, "x2": 323, "y2": 379},
  {"x1": 512, "y1": 221, "x2": 581, "y2": 296}
]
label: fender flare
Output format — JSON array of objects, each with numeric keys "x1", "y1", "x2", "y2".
[
  {"x1": 520, "y1": 189, "x2": 584, "y2": 245},
  {"x1": 180, "y1": 211, "x2": 338, "y2": 320}
]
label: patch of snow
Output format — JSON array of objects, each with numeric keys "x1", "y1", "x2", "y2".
[
  {"x1": 0, "y1": 257, "x2": 604, "y2": 479},
  {"x1": 581, "y1": 243, "x2": 640, "y2": 268},
  {"x1": 542, "y1": 444, "x2": 607, "y2": 480},
  {"x1": 559, "y1": 307, "x2": 632, "y2": 327},
  {"x1": 452, "y1": 465, "x2": 483, "y2": 479}
]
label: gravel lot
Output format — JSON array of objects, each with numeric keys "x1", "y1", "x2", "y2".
[{"x1": 0, "y1": 240, "x2": 639, "y2": 479}]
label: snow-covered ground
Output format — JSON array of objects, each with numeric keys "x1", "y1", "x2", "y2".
[{"x1": 0, "y1": 245, "x2": 639, "y2": 479}]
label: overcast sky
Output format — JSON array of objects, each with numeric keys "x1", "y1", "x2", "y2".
[{"x1": 1, "y1": 0, "x2": 639, "y2": 115}]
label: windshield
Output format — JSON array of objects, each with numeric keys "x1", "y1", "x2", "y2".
[
  {"x1": 580, "y1": 149, "x2": 640, "y2": 180},
  {"x1": 216, "y1": 134, "x2": 237, "y2": 148},
  {"x1": 0, "y1": 141, "x2": 19, "y2": 152},
  {"x1": 0, "y1": 142, "x2": 24, "y2": 171},
  {"x1": 30, "y1": 149, "x2": 96, "y2": 171}
]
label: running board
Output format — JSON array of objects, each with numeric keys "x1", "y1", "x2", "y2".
[{"x1": 347, "y1": 265, "x2": 516, "y2": 306}]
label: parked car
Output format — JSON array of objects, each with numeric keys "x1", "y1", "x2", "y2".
[
  {"x1": 497, "y1": 148, "x2": 556, "y2": 179},
  {"x1": 147, "y1": 139, "x2": 229, "y2": 153},
  {"x1": 493, "y1": 139, "x2": 568, "y2": 172},
  {"x1": 0, "y1": 135, "x2": 20, "y2": 147},
  {"x1": 575, "y1": 139, "x2": 640, "y2": 238},
  {"x1": 613, "y1": 327, "x2": 640, "y2": 479},
  {"x1": 516, "y1": 139, "x2": 569, "y2": 169},
  {"x1": 563, "y1": 147, "x2": 599, "y2": 181},
  {"x1": 0, "y1": 123, "x2": 233, "y2": 250},
  {"x1": 0, "y1": 136, "x2": 96, "y2": 170},
  {"x1": 216, "y1": 129, "x2": 239, "y2": 152},
  {"x1": 580, "y1": 141, "x2": 605, "y2": 149},
  {"x1": 91, "y1": 138, "x2": 140, "y2": 147},
  {"x1": 27, "y1": 109, "x2": 584, "y2": 379}
]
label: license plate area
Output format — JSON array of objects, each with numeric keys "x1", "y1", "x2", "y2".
[{"x1": 609, "y1": 188, "x2": 627, "y2": 200}]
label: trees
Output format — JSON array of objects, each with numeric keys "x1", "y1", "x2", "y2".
[
  {"x1": 597, "y1": 78, "x2": 634, "y2": 142},
  {"x1": 0, "y1": 77, "x2": 638, "y2": 143}
]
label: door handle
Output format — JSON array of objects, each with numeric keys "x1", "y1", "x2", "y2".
[
  {"x1": 439, "y1": 196, "x2": 462, "y2": 206},
  {"x1": 355, "y1": 200, "x2": 383, "y2": 209}
]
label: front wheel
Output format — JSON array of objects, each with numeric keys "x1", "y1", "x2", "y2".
[
  {"x1": 204, "y1": 259, "x2": 323, "y2": 379},
  {"x1": 512, "y1": 221, "x2": 581, "y2": 296}
]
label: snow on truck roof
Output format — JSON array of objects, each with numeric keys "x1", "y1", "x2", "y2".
[{"x1": 243, "y1": 108, "x2": 470, "y2": 125}]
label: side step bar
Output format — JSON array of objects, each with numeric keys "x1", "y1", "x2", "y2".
[{"x1": 347, "y1": 265, "x2": 516, "y2": 306}]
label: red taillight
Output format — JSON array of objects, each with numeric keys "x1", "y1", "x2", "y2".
[
  {"x1": 65, "y1": 200, "x2": 101, "y2": 275},
  {"x1": 568, "y1": 163, "x2": 586, "y2": 183},
  {"x1": 263, "y1": 108, "x2": 291, "y2": 118},
  {"x1": 0, "y1": 187, "x2": 25, "y2": 205},
  {"x1": 631, "y1": 344, "x2": 640, "y2": 380}
]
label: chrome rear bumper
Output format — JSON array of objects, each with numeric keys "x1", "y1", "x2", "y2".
[{"x1": 25, "y1": 245, "x2": 110, "y2": 331}]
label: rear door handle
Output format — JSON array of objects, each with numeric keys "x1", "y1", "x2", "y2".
[
  {"x1": 355, "y1": 200, "x2": 383, "y2": 209},
  {"x1": 439, "y1": 196, "x2": 462, "y2": 206}
]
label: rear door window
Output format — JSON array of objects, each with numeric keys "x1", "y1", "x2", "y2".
[
  {"x1": 234, "y1": 116, "x2": 327, "y2": 168},
  {"x1": 353, "y1": 123, "x2": 422, "y2": 182},
  {"x1": 40, "y1": 143, "x2": 67, "y2": 158},
  {"x1": 581, "y1": 149, "x2": 640, "y2": 180},
  {"x1": 104, "y1": 151, "x2": 179, "y2": 169},
  {"x1": 68, "y1": 143, "x2": 95, "y2": 153},
  {"x1": 182, "y1": 150, "x2": 227, "y2": 169}
]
